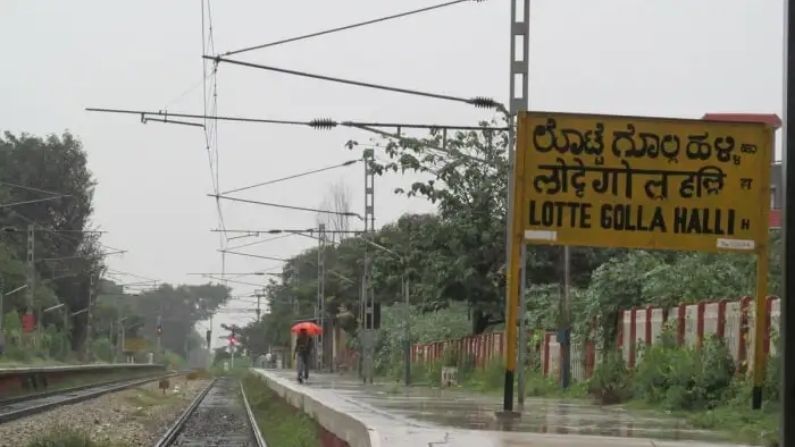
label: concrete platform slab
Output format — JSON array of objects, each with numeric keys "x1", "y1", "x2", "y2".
[{"x1": 251, "y1": 369, "x2": 750, "y2": 447}]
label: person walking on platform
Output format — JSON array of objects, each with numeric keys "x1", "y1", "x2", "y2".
[{"x1": 294, "y1": 327, "x2": 313, "y2": 383}]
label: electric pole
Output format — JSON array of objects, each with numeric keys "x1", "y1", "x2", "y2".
[
  {"x1": 360, "y1": 148, "x2": 376, "y2": 383},
  {"x1": 156, "y1": 315, "x2": 162, "y2": 364},
  {"x1": 26, "y1": 224, "x2": 36, "y2": 342},
  {"x1": 85, "y1": 272, "x2": 94, "y2": 361},
  {"x1": 256, "y1": 291, "x2": 263, "y2": 322},
  {"x1": 502, "y1": 0, "x2": 530, "y2": 413},
  {"x1": 317, "y1": 223, "x2": 327, "y2": 371}
]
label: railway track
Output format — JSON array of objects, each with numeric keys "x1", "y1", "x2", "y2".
[
  {"x1": 0, "y1": 372, "x2": 177, "y2": 424},
  {"x1": 154, "y1": 377, "x2": 266, "y2": 447}
]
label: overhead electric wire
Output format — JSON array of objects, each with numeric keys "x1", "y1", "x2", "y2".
[
  {"x1": 206, "y1": 56, "x2": 505, "y2": 111},
  {"x1": 106, "y1": 269, "x2": 161, "y2": 283},
  {"x1": 141, "y1": 117, "x2": 205, "y2": 128},
  {"x1": 0, "y1": 181, "x2": 66, "y2": 196},
  {"x1": 0, "y1": 195, "x2": 69, "y2": 209},
  {"x1": 210, "y1": 228, "x2": 361, "y2": 235},
  {"x1": 6, "y1": 210, "x2": 119, "y2": 279},
  {"x1": 221, "y1": 159, "x2": 360, "y2": 195},
  {"x1": 218, "y1": 250, "x2": 288, "y2": 262},
  {"x1": 349, "y1": 124, "x2": 491, "y2": 165},
  {"x1": 85, "y1": 108, "x2": 506, "y2": 132},
  {"x1": 188, "y1": 265, "x2": 284, "y2": 278},
  {"x1": 224, "y1": 233, "x2": 294, "y2": 250},
  {"x1": 208, "y1": 194, "x2": 364, "y2": 220},
  {"x1": 86, "y1": 108, "x2": 307, "y2": 126},
  {"x1": 205, "y1": 276, "x2": 266, "y2": 287},
  {"x1": 162, "y1": 73, "x2": 213, "y2": 110},
  {"x1": 222, "y1": 0, "x2": 479, "y2": 56},
  {"x1": 202, "y1": 0, "x2": 230, "y2": 277}
]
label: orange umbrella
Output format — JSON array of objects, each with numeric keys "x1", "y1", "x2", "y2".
[{"x1": 291, "y1": 321, "x2": 322, "y2": 335}]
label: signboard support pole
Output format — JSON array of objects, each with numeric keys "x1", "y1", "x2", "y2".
[
  {"x1": 517, "y1": 244, "x2": 528, "y2": 406},
  {"x1": 781, "y1": 1, "x2": 794, "y2": 442},
  {"x1": 561, "y1": 246, "x2": 571, "y2": 389},
  {"x1": 751, "y1": 251, "x2": 769, "y2": 409}
]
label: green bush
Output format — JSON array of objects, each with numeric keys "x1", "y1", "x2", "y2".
[
  {"x1": 588, "y1": 350, "x2": 631, "y2": 404},
  {"x1": 634, "y1": 336, "x2": 735, "y2": 410},
  {"x1": 162, "y1": 350, "x2": 187, "y2": 369},
  {"x1": 524, "y1": 370, "x2": 559, "y2": 397},
  {"x1": 462, "y1": 359, "x2": 504, "y2": 391},
  {"x1": 90, "y1": 337, "x2": 113, "y2": 362},
  {"x1": 45, "y1": 326, "x2": 70, "y2": 361},
  {"x1": 765, "y1": 334, "x2": 781, "y2": 403},
  {"x1": 700, "y1": 336, "x2": 736, "y2": 403},
  {"x1": 3, "y1": 343, "x2": 32, "y2": 362}
]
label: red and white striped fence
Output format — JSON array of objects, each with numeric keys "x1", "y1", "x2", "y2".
[
  {"x1": 618, "y1": 296, "x2": 781, "y2": 370},
  {"x1": 410, "y1": 296, "x2": 781, "y2": 382}
]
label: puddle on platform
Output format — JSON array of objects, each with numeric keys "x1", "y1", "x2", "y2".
[{"x1": 273, "y1": 371, "x2": 732, "y2": 443}]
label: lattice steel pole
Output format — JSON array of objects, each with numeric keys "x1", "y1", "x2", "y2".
[
  {"x1": 26, "y1": 224, "x2": 35, "y2": 323},
  {"x1": 361, "y1": 148, "x2": 376, "y2": 383},
  {"x1": 503, "y1": 0, "x2": 530, "y2": 413},
  {"x1": 317, "y1": 223, "x2": 327, "y2": 370}
]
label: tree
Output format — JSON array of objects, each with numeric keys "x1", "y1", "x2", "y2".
[
  {"x1": 317, "y1": 180, "x2": 353, "y2": 244},
  {"x1": 96, "y1": 281, "x2": 231, "y2": 357},
  {"x1": 0, "y1": 131, "x2": 102, "y2": 349}
]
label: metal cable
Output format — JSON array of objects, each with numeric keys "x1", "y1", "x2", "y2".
[
  {"x1": 221, "y1": 159, "x2": 360, "y2": 195},
  {"x1": 222, "y1": 0, "x2": 476, "y2": 56}
]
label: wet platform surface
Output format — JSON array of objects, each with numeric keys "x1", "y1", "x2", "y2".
[{"x1": 266, "y1": 369, "x2": 737, "y2": 445}]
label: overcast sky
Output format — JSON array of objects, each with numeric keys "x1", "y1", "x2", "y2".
[{"x1": 0, "y1": 0, "x2": 785, "y2": 344}]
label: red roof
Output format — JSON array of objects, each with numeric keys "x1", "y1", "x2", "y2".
[{"x1": 702, "y1": 113, "x2": 782, "y2": 129}]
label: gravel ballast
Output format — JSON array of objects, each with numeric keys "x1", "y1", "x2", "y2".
[{"x1": 0, "y1": 376, "x2": 210, "y2": 446}]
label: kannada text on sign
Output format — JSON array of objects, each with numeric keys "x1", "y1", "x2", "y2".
[{"x1": 519, "y1": 112, "x2": 773, "y2": 253}]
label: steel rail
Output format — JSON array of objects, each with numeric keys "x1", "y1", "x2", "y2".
[
  {"x1": 0, "y1": 372, "x2": 163, "y2": 406},
  {"x1": 0, "y1": 372, "x2": 179, "y2": 424},
  {"x1": 240, "y1": 380, "x2": 268, "y2": 446},
  {"x1": 153, "y1": 378, "x2": 217, "y2": 447}
]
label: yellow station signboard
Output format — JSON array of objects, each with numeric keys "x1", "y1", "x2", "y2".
[{"x1": 516, "y1": 111, "x2": 774, "y2": 253}]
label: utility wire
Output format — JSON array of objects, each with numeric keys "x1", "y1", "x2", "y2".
[
  {"x1": 224, "y1": 233, "x2": 294, "y2": 251},
  {"x1": 206, "y1": 56, "x2": 505, "y2": 111},
  {"x1": 222, "y1": 0, "x2": 479, "y2": 56},
  {"x1": 142, "y1": 117, "x2": 205, "y2": 128},
  {"x1": 87, "y1": 108, "x2": 307, "y2": 126},
  {"x1": 106, "y1": 269, "x2": 161, "y2": 283},
  {"x1": 85, "y1": 108, "x2": 507, "y2": 132},
  {"x1": 205, "y1": 275, "x2": 265, "y2": 287},
  {"x1": 350, "y1": 124, "x2": 491, "y2": 165},
  {"x1": 219, "y1": 250, "x2": 288, "y2": 262},
  {"x1": 222, "y1": 159, "x2": 360, "y2": 195},
  {"x1": 0, "y1": 195, "x2": 69, "y2": 209},
  {"x1": 162, "y1": 73, "x2": 212, "y2": 110},
  {"x1": 209, "y1": 194, "x2": 364, "y2": 220},
  {"x1": 0, "y1": 181, "x2": 65, "y2": 196},
  {"x1": 210, "y1": 228, "x2": 361, "y2": 235}
]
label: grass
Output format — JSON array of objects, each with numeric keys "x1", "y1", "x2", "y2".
[
  {"x1": 685, "y1": 404, "x2": 780, "y2": 447},
  {"x1": 624, "y1": 393, "x2": 781, "y2": 447},
  {"x1": 408, "y1": 359, "x2": 589, "y2": 399},
  {"x1": 25, "y1": 427, "x2": 125, "y2": 447},
  {"x1": 242, "y1": 374, "x2": 320, "y2": 447}
]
